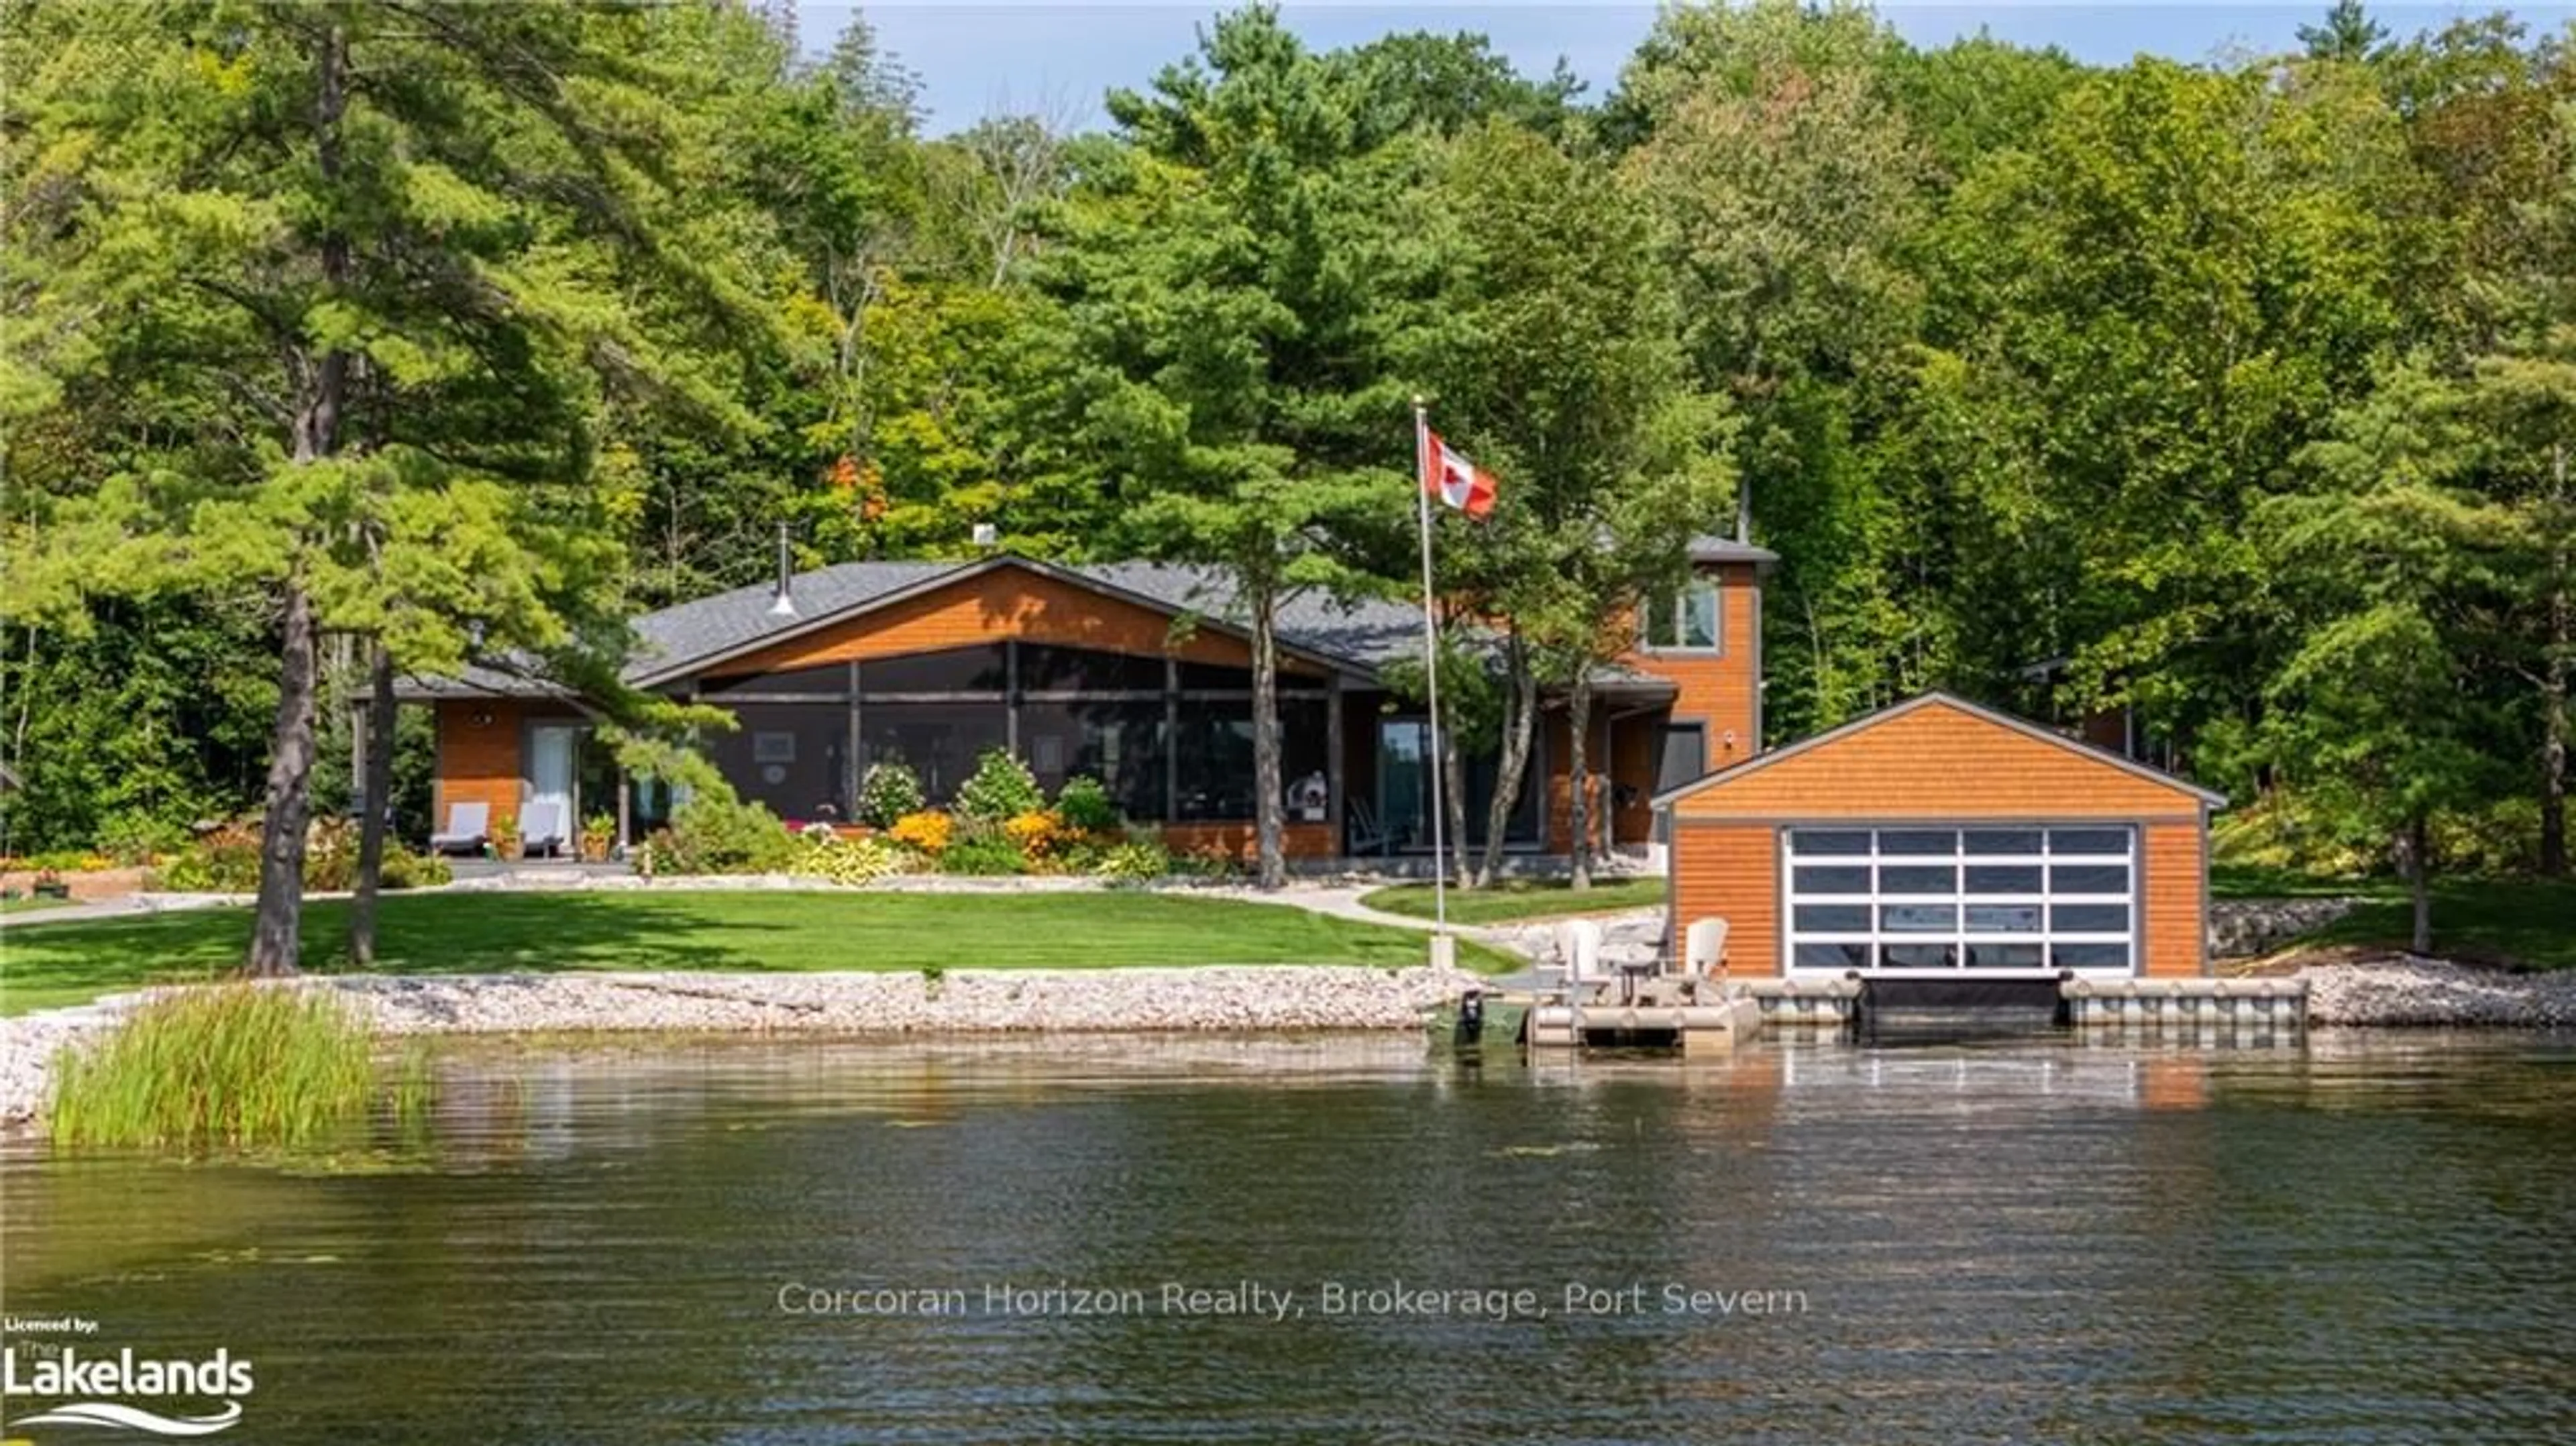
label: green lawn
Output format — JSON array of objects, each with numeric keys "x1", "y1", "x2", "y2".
[
  {"x1": 2279, "y1": 877, "x2": 2576, "y2": 971},
  {"x1": 0, "y1": 889, "x2": 1519, "y2": 1015},
  {"x1": 0, "y1": 893, "x2": 76, "y2": 915},
  {"x1": 1360, "y1": 875, "x2": 1667, "y2": 926}
]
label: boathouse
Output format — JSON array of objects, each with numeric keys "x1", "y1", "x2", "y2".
[{"x1": 1654, "y1": 693, "x2": 2224, "y2": 981}]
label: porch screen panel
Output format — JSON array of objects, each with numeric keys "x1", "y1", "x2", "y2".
[
  {"x1": 709, "y1": 703, "x2": 849, "y2": 822},
  {"x1": 1782, "y1": 824, "x2": 2136, "y2": 973},
  {"x1": 861, "y1": 702, "x2": 1010, "y2": 804},
  {"x1": 1018, "y1": 700, "x2": 1166, "y2": 821},
  {"x1": 861, "y1": 646, "x2": 1008, "y2": 694},
  {"x1": 1174, "y1": 698, "x2": 1327, "y2": 820}
]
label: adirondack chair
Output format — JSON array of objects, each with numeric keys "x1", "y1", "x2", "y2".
[{"x1": 1684, "y1": 917, "x2": 1731, "y2": 1001}]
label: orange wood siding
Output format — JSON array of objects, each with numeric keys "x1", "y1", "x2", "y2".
[
  {"x1": 433, "y1": 700, "x2": 527, "y2": 831},
  {"x1": 1542, "y1": 710, "x2": 1662, "y2": 851},
  {"x1": 714, "y1": 567, "x2": 1324, "y2": 679},
  {"x1": 1664, "y1": 698, "x2": 2216, "y2": 979},
  {"x1": 1671, "y1": 821, "x2": 1778, "y2": 977},
  {"x1": 1668, "y1": 700, "x2": 2208, "y2": 822},
  {"x1": 1616, "y1": 561, "x2": 1760, "y2": 768},
  {"x1": 1163, "y1": 822, "x2": 1335, "y2": 862},
  {"x1": 2142, "y1": 820, "x2": 2206, "y2": 978}
]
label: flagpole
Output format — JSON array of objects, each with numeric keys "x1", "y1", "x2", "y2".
[{"x1": 1412, "y1": 396, "x2": 1450, "y2": 947}]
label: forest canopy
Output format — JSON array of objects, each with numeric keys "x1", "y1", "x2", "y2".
[{"x1": 3, "y1": 1, "x2": 2570, "y2": 924}]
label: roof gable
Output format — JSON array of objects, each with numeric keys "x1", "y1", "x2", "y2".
[
  {"x1": 647, "y1": 555, "x2": 1377, "y2": 685},
  {"x1": 1655, "y1": 692, "x2": 2224, "y2": 818}
]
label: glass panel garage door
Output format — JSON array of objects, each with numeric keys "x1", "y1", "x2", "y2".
[{"x1": 1783, "y1": 826, "x2": 2136, "y2": 974}]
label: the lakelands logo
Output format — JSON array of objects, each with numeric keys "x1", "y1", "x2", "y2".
[{"x1": 2, "y1": 1336, "x2": 253, "y2": 1437}]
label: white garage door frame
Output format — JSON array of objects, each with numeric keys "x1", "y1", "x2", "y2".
[{"x1": 1778, "y1": 822, "x2": 2142, "y2": 979}]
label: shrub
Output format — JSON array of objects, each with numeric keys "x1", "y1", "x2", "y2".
[
  {"x1": 1004, "y1": 809, "x2": 1065, "y2": 864},
  {"x1": 1054, "y1": 775, "x2": 1122, "y2": 835},
  {"x1": 856, "y1": 761, "x2": 926, "y2": 828},
  {"x1": 658, "y1": 793, "x2": 794, "y2": 874},
  {"x1": 97, "y1": 812, "x2": 189, "y2": 867},
  {"x1": 888, "y1": 810, "x2": 955, "y2": 857},
  {"x1": 48, "y1": 985, "x2": 405, "y2": 1150},
  {"x1": 786, "y1": 832, "x2": 908, "y2": 885},
  {"x1": 954, "y1": 747, "x2": 1042, "y2": 824},
  {"x1": 379, "y1": 850, "x2": 453, "y2": 890},
  {"x1": 1053, "y1": 833, "x2": 1113, "y2": 875},
  {"x1": 1096, "y1": 836, "x2": 1175, "y2": 881},
  {"x1": 150, "y1": 821, "x2": 263, "y2": 893},
  {"x1": 939, "y1": 831, "x2": 1028, "y2": 875}
]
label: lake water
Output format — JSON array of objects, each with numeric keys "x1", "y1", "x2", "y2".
[{"x1": 5, "y1": 1034, "x2": 2574, "y2": 1444}]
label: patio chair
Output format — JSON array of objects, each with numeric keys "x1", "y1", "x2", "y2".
[
  {"x1": 519, "y1": 799, "x2": 570, "y2": 859},
  {"x1": 1559, "y1": 918, "x2": 1609, "y2": 1001},
  {"x1": 429, "y1": 801, "x2": 489, "y2": 856},
  {"x1": 1344, "y1": 797, "x2": 1391, "y2": 857},
  {"x1": 1684, "y1": 917, "x2": 1730, "y2": 1001}
]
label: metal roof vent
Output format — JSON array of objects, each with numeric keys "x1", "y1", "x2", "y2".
[{"x1": 767, "y1": 520, "x2": 798, "y2": 618}]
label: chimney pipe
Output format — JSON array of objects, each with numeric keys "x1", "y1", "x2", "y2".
[{"x1": 767, "y1": 520, "x2": 798, "y2": 618}]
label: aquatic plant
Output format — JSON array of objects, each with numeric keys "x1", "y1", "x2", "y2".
[{"x1": 48, "y1": 985, "x2": 397, "y2": 1150}]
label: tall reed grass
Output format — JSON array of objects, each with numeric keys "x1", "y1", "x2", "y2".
[{"x1": 49, "y1": 984, "x2": 412, "y2": 1149}]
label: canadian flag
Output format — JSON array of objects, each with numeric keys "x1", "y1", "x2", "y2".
[{"x1": 1421, "y1": 429, "x2": 1498, "y2": 519}]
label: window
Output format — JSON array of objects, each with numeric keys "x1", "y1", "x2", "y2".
[
  {"x1": 1018, "y1": 700, "x2": 1165, "y2": 821},
  {"x1": 1018, "y1": 645, "x2": 1164, "y2": 694},
  {"x1": 859, "y1": 702, "x2": 1008, "y2": 803},
  {"x1": 1783, "y1": 824, "x2": 2138, "y2": 973},
  {"x1": 709, "y1": 703, "x2": 849, "y2": 820},
  {"x1": 1173, "y1": 698, "x2": 1327, "y2": 820},
  {"x1": 859, "y1": 646, "x2": 1007, "y2": 696},
  {"x1": 1641, "y1": 577, "x2": 1723, "y2": 651},
  {"x1": 702, "y1": 663, "x2": 849, "y2": 697}
]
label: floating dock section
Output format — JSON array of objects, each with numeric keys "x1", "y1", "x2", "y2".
[{"x1": 1431, "y1": 972, "x2": 2307, "y2": 1055}]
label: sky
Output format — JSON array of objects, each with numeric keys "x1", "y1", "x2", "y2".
[{"x1": 797, "y1": 3, "x2": 2576, "y2": 135}]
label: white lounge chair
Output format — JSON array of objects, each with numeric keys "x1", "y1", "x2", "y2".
[
  {"x1": 519, "y1": 799, "x2": 570, "y2": 859},
  {"x1": 429, "y1": 801, "x2": 489, "y2": 856}
]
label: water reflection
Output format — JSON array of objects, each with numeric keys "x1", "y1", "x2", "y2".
[{"x1": 5, "y1": 1033, "x2": 2572, "y2": 1445}]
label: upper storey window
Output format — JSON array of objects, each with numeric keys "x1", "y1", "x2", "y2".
[{"x1": 1641, "y1": 577, "x2": 1723, "y2": 652}]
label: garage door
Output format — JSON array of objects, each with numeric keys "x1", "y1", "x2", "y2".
[{"x1": 1781, "y1": 825, "x2": 2137, "y2": 975}]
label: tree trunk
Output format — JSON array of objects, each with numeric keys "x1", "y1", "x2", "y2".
[
  {"x1": 1250, "y1": 580, "x2": 1286, "y2": 891},
  {"x1": 2396, "y1": 809, "x2": 2433, "y2": 956},
  {"x1": 1475, "y1": 638, "x2": 1538, "y2": 888},
  {"x1": 1567, "y1": 673, "x2": 1595, "y2": 891},
  {"x1": 249, "y1": 583, "x2": 320, "y2": 976},
  {"x1": 2539, "y1": 441, "x2": 2567, "y2": 877},
  {"x1": 1441, "y1": 718, "x2": 1470, "y2": 888},
  {"x1": 246, "y1": 16, "x2": 354, "y2": 977},
  {"x1": 350, "y1": 641, "x2": 396, "y2": 966}
]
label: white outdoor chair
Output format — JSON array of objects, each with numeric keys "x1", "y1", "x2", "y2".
[
  {"x1": 429, "y1": 800, "x2": 489, "y2": 856},
  {"x1": 1558, "y1": 918, "x2": 1608, "y2": 999},
  {"x1": 1685, "y1": 917, "x2": 1731, "y2": 1002},
  {"x1": 519, "y1": 799, "x2": 570, "y2": 859}
]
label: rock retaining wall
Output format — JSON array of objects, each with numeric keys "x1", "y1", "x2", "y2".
[
  {"x1": 2209, "y1": 897, "x2": 2361, "y2": 958},
  {"x1": 0, "y1": 966, "x2": 1471, "y2": 1127}
]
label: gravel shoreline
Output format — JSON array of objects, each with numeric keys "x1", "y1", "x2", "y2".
[
  {"x1": 0, "y1": 965, "x2": 1476, "y2": 1128},
  {"x1": 6, "y1": 956, "x2": 2569, "y2": 1131}
]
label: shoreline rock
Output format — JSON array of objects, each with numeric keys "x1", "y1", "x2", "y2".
[
  {"x1": 9, "y1": 955, "x2": 2571, "y2": 1131},
  {"x1": 2301, "y1": 955, "x2": 2576, "y2": 1029},
  {"x1": 0, "y1": 965, "x2": 1478, "y2": 1128}
]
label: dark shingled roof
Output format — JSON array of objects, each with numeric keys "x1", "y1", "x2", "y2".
[
  {"x1": 403, "y1": 555, "x2": 1442, "y2": 698},
  {"x1": 1687, "y1": 533, "x2": 1778, "y2": 565}
]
